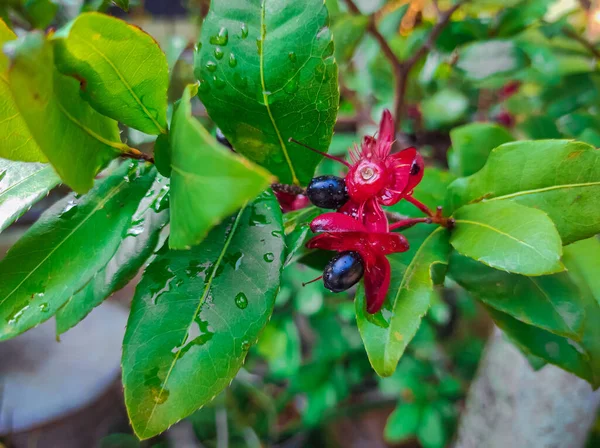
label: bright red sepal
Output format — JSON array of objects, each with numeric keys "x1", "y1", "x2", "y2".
[
  {"x1": 307, "y1": 212, "x2": 409, "y2": 313},
  {"x1": 341, "y1": 110, "x2": 424, "y2": 231},
  {"x1": 274, "y1": 190, "x2": 310, "y2": 213}
]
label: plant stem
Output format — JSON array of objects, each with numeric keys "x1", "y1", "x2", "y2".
[
  {"x1": 389, "y1": 216, "x2": 432, "y2": 230},
  {"x1": 121, "y1": 147, "x2": 154, "y2": 163},
  {"x1": 562, "y1": 26, "x2": 600, "y2": 60},
  {"x1": 344, "y1": 0, "x2": 467, "y2": 130}
]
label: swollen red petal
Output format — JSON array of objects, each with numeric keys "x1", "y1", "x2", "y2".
[
  {"x1": 367, "y1": 231, "x2": 409, "y2": 255},
  {"x1": 376, "y1": 110, "x2": 395, "y2": 159},
  {"x1": 310, "y1": 212, "x2": 367, "y2": 233},
  {"x1": 364, "y1": 253, "x2": 391, "y2": 314}
]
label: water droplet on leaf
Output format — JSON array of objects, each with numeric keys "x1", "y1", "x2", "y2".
[
  {"x1": 198, "y1": 79, "x2": 211, "y2": 93},
  {"x1": 214, "y1": 47, "x2": 224, "y2": 60},
  {"x1": 228, "y1": 53, "x2": 237, "y2": 68},
  {"x1": 235, "y1": 292, "x2": 248, "y2": 309},
  {"x1": 210, "y1": 27, "x2": 229, "y2": 46},
  {"x1": 263, "y1": 253, "x2": 275, "y2": 263},
  {"x1": 241, "y1": 23, "x2": 249, "y2": 39},
  {"x1": 206, "y1": 60, "x2": 217, "y2": 72},
  {"x1": 288, "y1": 51, "x2": 297, "y2": 63},
  {"x1": 213, "y1": 76, "x2": 226, "y2": 89}
]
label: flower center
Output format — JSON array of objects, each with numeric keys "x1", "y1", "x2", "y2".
[{"x1": 361, "y1": 166, "x2": 375, "y2": 180}]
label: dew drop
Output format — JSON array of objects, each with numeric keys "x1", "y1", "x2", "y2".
[
  {"x1": 194, "y1": 42, "x2": 202, "y2": 53},
  {"x1": 214, "y1": 47, "x2": 224, "y2": 60},
  {"x1": 241, "y1": 23, "x2": 249, "y2": 39},
  {"x1": 206, "y1": 60, "x2": 218, "y2": 72},
  {"x1": 213, "y1": 76, "x2": 226, "y2": 89},
  {"x1": 210, "y1": 27, "x2": 229, "y2": 46},
  {"x1": 288, "y1": 51, "x2": 297, "y2": 63},
  {"x1": 228, "y1": 53, "x2": 237, "y2": 68},
  {"x1": 271, "y1": 230, "x2": 283, "y2": 238},
  {"x1": 39, "y1": 303, "x2": 49, "y2": 313},
  {"x1": 241, "y1": 340, "x2": 251, "y2": 351},
  {"x1": 235, "y1": 292, "x2": 248, "y2": 309},
  {"x1": 127, "y1": 218, "x2": 145, "y2": 237},
  {"x1": 198, "y1": 79, "x2": 211, "y2": 93},
  {"x1": 59, "y1": 199, "x2": 78, "y2": 219},
  {"x1": 284, "y1": 77, "x2": 299, "y2": 94},
  {"x1": 263, "y1": 253, "x2": 275, "y2": 263}
]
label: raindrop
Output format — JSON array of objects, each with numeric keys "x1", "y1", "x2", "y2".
[
  {"x1": 241, "y1": 23, "x2": 249, "y2": 39},
  {"x1": 284, "y1": 77, "x2": 299, "y2": 94},
  {"x1": 271, "y1": 230, "x2": 283, "y2": 238},
  {"x1": 228, "y1": 53, "x2": 237, "y2": 68},
  {"x1": 198, "y1": 79, "x2": 211, "y2": 93},
  {"x1": 194, "y1": 42, "x2": 202, "y2": 53},
  {"x1": 214, "y1": 47, "x2": 224, "y2": 60},
  {"x1": 127, "y1": 218, "x2": 145, "y2": 237},
  {"x1": 235, "y1": 292, "x2": 248, "y2": 309},
  {"x1": 249, "y1": 206, "x2": 270, "y2": 226},
  {"x1": 263, "y1": 253, "x2": 275, "y2": 263},
  {"x1": 209, "y1": 27, "x2": 229, "y2": 46},
  {"x1": 59, "y1": 199, "x2": 78, "y2": 219},
  {"x1": 288, "y1": 51, "x2": 297, "y2": 63},
  {"x1": 206, "y1": 60, "x2": 218, "y2": 72},
  {"x1": 7, "y1": 304, "x2": 30, "y2": 325},
  {"x1": 39, "y1": 303, "x2": 49, "y2": 313},
  {"x1": 213, "y1": 76, "x2": 226, "y2": 89},
  {"x1": 241, "y1": 340, "x2": 251, "y2": 351}
]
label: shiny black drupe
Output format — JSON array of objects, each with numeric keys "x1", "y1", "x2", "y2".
[
  {"x1": 306, "y1": 175, "x2": 349, "y2": 210},
  {"x1": 323, "y1": 251, "x2": 364, "y2": 292}
]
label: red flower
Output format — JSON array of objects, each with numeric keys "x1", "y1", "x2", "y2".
[
  {"x1": 307, "y1": 212, "x2": 409, "y2": 314},
  {"x1": 341, "y1": 110, "x2": 424, "y2": 232}
]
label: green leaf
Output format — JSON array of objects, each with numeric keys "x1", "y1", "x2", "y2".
[
  {"x1": 446, "y1": 140, "x2": 600, "y2": 245},
  {"x1": 112, "y1": 0, "x2": 129, "y2": 11},
  {"x1": 255, "y1": 315, "x2": 301, "y2": 379},
  {"x1": 421, "y1": 89, "x2": 469, "y2": 129},
  {"x1": 8, "y1": 32, "x2": 122, "y2": 193},
  {"x1": 417, "y1": 404, "x2": 447, "y2": 448},
  {"x1": 0, "y1": 160, "x2": 60, "y2": 233},
  {"x1": 0, "y1": 19, "x2": 46, "y2": 162},
  {"x1": 356, "y1": 227, "x2": 451, "y2": 377},
  {"x1": 0, "y1": 161, "x2": 156, "y2": 341},
  {"x1": 448, "y1": 123, "x2": 514, "y2": 177},
  {"x1": 451, "y1": 201, "x2": 563, "y2": 276},
  {"x1": 332, "y1": 13, "x2": 368, "y2": 64},
  {"x1": 194, "y1": 0, "x2": 339, "y2": 185},
  {"x1": 456, "y1": 40, "x2": 528, "y2": 81},
  {"x1": 54, "y1": 13, "x2": 168, "y2": 135},
  {"x1": 384, "y1": 402, "x2": 421, "y2": 443},
  {"x1": 282, "y1": 205, "x2": 320, "y2": 267},
  {"x1": 518, "y1": 115, "x2": 561, "y2": 139},
  {"x1": 169, "y1": 84, "x2": 273, "y2": 250},
  {"x1": 488, "y1": 306, "x2": 596, "y2": 386},
  {"x1": 55, "y1": 174, "x2": 169, "y2": 336},
  {"x1": 23, "y1": 0, "x2": 58, "y2": 29},
  {"x1": 122, "y1": 191, "x2": 284, "y2": 439},
  {"x1": 448, "y1": 253, "x2": 585, "y2": 340}
]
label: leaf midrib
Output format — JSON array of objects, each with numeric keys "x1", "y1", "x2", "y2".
[
  {"x1": 143, "y1": 204, "x2": 247, "y2": 433},
  {"x1": 528, "y1": 277, "x2": 580, "y2": 339},
  {"x1": 259, "y1": 0, "x2": 298, "y2": 185},
  {"x1": 70, "y1": 34, "x2": 166, "y2": 134},
  {"x1": 0, "y1": 165, "x2": 56, "y2": 200},
  {"x1": 484, "y1": 181, "x2": 600, "y2": 202},
  {"x1": 0, "y1": 178, "x2": 128, "y2": 309}
]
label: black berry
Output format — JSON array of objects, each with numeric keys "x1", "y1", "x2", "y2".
[
  {"x1": 410, "y1": 161, "x2": 421, "y2": 176},
  {"x1": 323, "y1": 251, "x2": 364, "y2": 292},
  {"x1": 216, "y1": 128, "x2": 233, "y2": 149},
  {"x1": 306, "y1": 175, "x2": 349, "y2": 209}
]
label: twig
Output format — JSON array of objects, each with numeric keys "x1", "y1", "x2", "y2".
[
  {"x1": 271, "y1": 183, "x2": 306, "y2": 196},
  {"x1": 562, "y1": 26, "x2": 600, "y2": 60},
  {"x1": 345, "y1": 0, "x2": 466, "y2": 131},
  {"x1": 121, "y1": 147, "x2": 155, "y2": 163}
]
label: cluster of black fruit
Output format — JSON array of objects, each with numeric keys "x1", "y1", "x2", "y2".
[{"x1": 215, "y1": 128, "x2": 363, "y2": 293}]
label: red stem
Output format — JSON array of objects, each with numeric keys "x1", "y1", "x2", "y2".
[
  {"x1": 406, "y1": 196, "x2": 434, "y2": 217},
  {"x1": 389, "y1": 217, "x2": 432, "y2": 231},
  {"x1": 288, "y1": 138, "x2": 351, "y2": 168}
]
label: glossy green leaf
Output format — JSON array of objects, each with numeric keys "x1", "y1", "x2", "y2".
[
  {"x1": 0, "y1": 19, "x2": 46, "y2": 162},
  {"x1": 446, "y1": 140, "x2": 600, "y2": 245},
  {"x1": 23, "y1": 0, "x2": 58, "y2": 29},
  {"x1": 194, "y1": 0, "x2": 339, "y2": 185},
  {"x1": 448, "y1": 123, "x2": 514, "y2": 177},
  {"x1": 448, "y1": 253, "x2": 584, "y2": 340},
  {"x1": 0, "y1": 160, "x2": 60, "y2": 233},
  {"x1": 332, "y1": 14, "x2": 368, "y2": 64},
  {"x1": 0, "y1": 161, "x2": 156, "y2": 341},
  {"x1": 384, "y1": 402, "x2": 421, "y2": 443},
  {"x1": 456, "y1": 40, "x2": 528, "y2": 81},
  {"x1": 518, "y1": 115, "x2": 561, "y2": 139},
  {"x1": 488, "y1": 306, "x2": 597, "y2": 386},
  {"x1": 169, "y1": 84, "x2": 273, "y2": 250},
  {"x1": 421, "y1": 89, "x2": 469, "y2": 129},
  {"x1": 451, "y1": 201, "x2": 563, "y2": 276},
  {"x1": 282, "y1": 205, "x2": 320, "y2": 267},
  {"x1": 8, "y1": 32, "x2": 122, "y2": 193},
  {"x1": 54, "y1": 13, "x2": 168, "y2": 135},
  {"x1": 55, "y1": 174, "x2": 169, "y2": 336},
  {"x1": 356, "y1": 227, "x2": 451, "y2": 377},
  {"x1": 122, "y1": 191, "x2": 284, "y2": 439}
]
